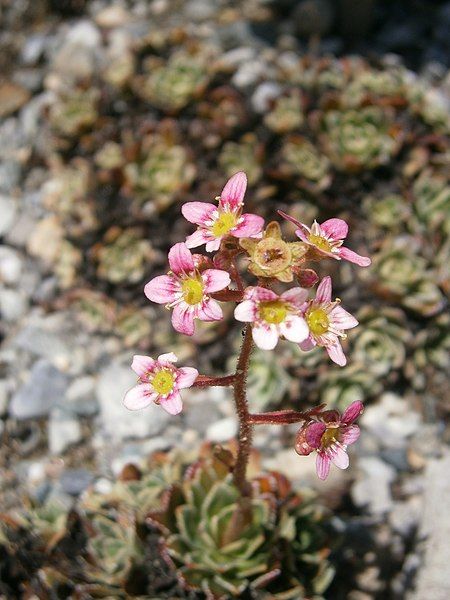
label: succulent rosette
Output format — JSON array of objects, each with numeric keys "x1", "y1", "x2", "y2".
[
  {"x1": 182, "y1": 172, "x2": 264, "y2": 252},
  {"x1": 144, "y1": 242, "x2": 230, "y2": 335},
  {"x1": 295, "y1": 401, "x2": 364, "y2": 479},
  {"x1": 279, "y1": 211, "x2": 371, "y2": 266},
  {"x1": 300, "y1": 276, "x2": 359, "y2": 366},
  {"x1": 123, "y1": 352, "x2": 198, "y2": 415},
  {"x1": 234, "y1": 286, "x2": 309, "y2": 350}
]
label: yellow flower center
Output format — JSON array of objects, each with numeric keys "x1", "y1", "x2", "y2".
[
  {"x1": 259, "y1": 300, "x2": 288, "y2": 325},
  {"x1": 320, "y1": 427, "x2": 340, "y2": 448},
  {"x1": 253, "y1": 238, "x2": 291, "y2": 273},
  {"x1": 212, "y1": 211, "x2": 237, "y2": 237},
  {"x1": 306, "y1": 307, "x2": 330, "y2": 335},
  {"x1": 308, "y1": 233, "x2": 332, "y2": 253},
  {"x1": 181, "y1": 277, "x2": 204, "y2": 305},
  {"x1": 151, "y1": 369, "x2": 175, "y2": 395}
]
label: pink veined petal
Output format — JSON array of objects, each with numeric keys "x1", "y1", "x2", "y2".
[
  {"x1": 315, "y1": 276, "x2": 332, "y2": 303},
  {"x1": 198, "y1": 298, "x2": 223, "y2": 321},
  {"x1": 176, "y1": 367, "x2": 199, "y2": 389},
  {"x1": 231, "y1": 213, "x2": 265, "y2": 238},
  {"x1": 316, "y1": 452, "x2": 331, "y2": 480},
  {"x1": 144, "y1": 275, "x2": 178, "y2": 304},
  {"x1": 306, "y1": 422, "x2": 327, "y2": 449},
  {"x1": 245, "y1": 286, "x2": 278, "y2": 302},
  {"x1": 185, "y1": 229, "x2": 213, "y2": 249},
  {"x1": 234, "y1": 299, "x2": 257, "y2": 322},
  {"x1": 280, "y1": 287, "x2": 309, "y2": 307},
  {"x1": 205, "y1": 238, "x2": 222, "y2": 252},
  {"x1": 181, "y1": 202, "x2": 216, "y2": 225},
  {"x1": 202, "y1": 269, "x2": 231, "y2": 293},
  {"x1": 220, "y1": 171, "x2": 247, "y2": 210},
  {"x1": 131, "y1": 355, "x2": 155, "y2": 378},
  {"x1": 339, "y1": 246, "x2": 371, "y2": 267},
  {"x1": 280, "y1": 315, "x2": 309, "y2": 343},
  {"x1": 278, "y1": 210, "x2": 310, "y2": 239},
  {"x1": 330, "y1": 305, "x2": 359, "y2": 330},
  {"x1": 326, "y1": 341, "x2": 347, "y2": 367},
  {"x1": 330, "y1": 445, "x2": 350, "y2": 469},
  {"x1": 299, "y1": 336, "x2": 316, "y2": 351},
  {"x1": 342, "y1": 400, "x2": 364, "y2": 424},
  {"x1": 160, "y1": 392, "x2": 183, "y2": 415},
  {"x1": 341, "y1": 424, "x2": 361, "y2": 446},
  {"x1": 168, "y1": 242, "x2": 195, "y2": 276},
  {"x1": 320, "y1": 218, "x2": 348, "y2": 240},
  {"x1": 157, "y1": 352, "x2": 178, "y2": 364},
  {"x1": 123, "y1": 384, "x2": 156, "y2": 410},
  {"x1": 172, "y1": 303, "x2": 195, "y2": 336},
  {"x1": 252, "y1": 324, "x2": 279, "y2": 350},
  {"x1": 277, "y1": 210, "x2": 302, "y2": 229}
]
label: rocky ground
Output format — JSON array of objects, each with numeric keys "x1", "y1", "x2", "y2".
[{"x1": 0, "y1": 1, "x2": 449, "y2": 598}]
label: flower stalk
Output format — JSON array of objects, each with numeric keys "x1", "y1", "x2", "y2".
[
  {"x1": 125, "y1": 170, "x2": 369, "y2": 485},
  {"x1": 232, "y1": 323, "x2": 254, "y2": 495}
]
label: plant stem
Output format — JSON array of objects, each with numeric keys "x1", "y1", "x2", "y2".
[
  {"x1": 193, "y1": 374, "x2": 236, "y2": 388},
  {"x1": 232, "y1": 324, "x2": 254, "y2": 495},
  {"x1": 248, "y1": 410, "x2": 307, "y2": 425}
]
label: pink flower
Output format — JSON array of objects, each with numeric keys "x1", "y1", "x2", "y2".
[
  {"x1": 299, "y1": 276, "x2": 358, "y2": 366},
  {"x1": 295, "y1": 401, "x2": 364, "y2": 480},
  {"x1": 278, "y1": 211, "x2": 371, "y2": 267},
  {"x1": 182, "y1": 172, "x2": 264, "y2": 252},
  {"x1": 123, "y1": 353, "x2": 198, "y2": 415},
  {"x1": 144, "y1": 242, "x2": 230, "y2": 336},
  {"x1": 234, "y1": 286, "x2": 309, "y2": 350}
]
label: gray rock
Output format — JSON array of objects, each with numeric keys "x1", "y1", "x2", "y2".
[
  {"x1": 0, "y1": 246, "x2": 23, "y2": 285},
  {"x1": 351, "y1": 457, "x2": 396, "y2": 514},
  {"x1": 0, "y1": 287, "x2": 28, "y2": 322},
  {"x1": 206, "y1": 417, "x2": 237, "y2": 442},
  {"x1": 65, "y1": 376, "x2": 99, "y2": 416},
  {"x1": 96, "y1": 361, "x2": 171, "y2": 441},
  {"x1": 361, "y1": 393, "x2": 421, "y2": 448},
  {"x1": 0, "y1": 161, "x2": 21, "y2": 194},
  {"x1": 13, "y1": 314, "x2": 88, "y2": 373},
  {"x1": 185, "y1": 399, "x2": 222, "y2": 434},
  {"x1": 9, "y1": 360, "x2": 68, "y2": 420},
  {"x1": 410, "y1": 449, "x2": 450, "y2": 600},
  {"x1": 0, "y1": 379, "x2": 11, "y2": 415},
  {"x1": 22, "y1": 34, "x2": 47, "y2": 65},
  {"x1": 59, "y1": 468, "x2": 94, "y2": 496},
  {"x1": 48, "y1": 408, "x2": 82, "y2": 455},
  {"x1": 52, "y1": 21, "x2": 101, "y2": 81},
  {"x1": 389, "y1": 497, "x2": 421, "y2": 538},
  {"x1": 0, "y1": 194, "x2": 17, "y2": 236},
  {"x1": 184, "y1": 0, "x2": 218, "y2": 21}
]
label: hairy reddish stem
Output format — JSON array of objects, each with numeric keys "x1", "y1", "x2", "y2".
[
  {"x1": 248, "y1": 410, "x2": 307, "y2": 425},
  {"x1": 232, "y1": 324, "x2": 254, "y2": 496},
  {"x1": 193, "y1": 374, "x2": 236, "y2": 387}
]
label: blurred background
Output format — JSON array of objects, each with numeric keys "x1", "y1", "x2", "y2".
[{"x1": 0, "y1": 0, "x2": 449, "y2": 598}]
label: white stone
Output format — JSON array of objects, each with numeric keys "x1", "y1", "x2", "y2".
[
  {"x1": 352, "y1": 457, "x2": 396, "y2": 514},
  {"x1": 48, "y1": 409, "x2": 82, "y2": 455},
  {"x1": 0, "y1": 246, "x2": 23, "y2": 285},
  {"x1": 206, "y1": 417, "x2": 237, "y2": 442},
  {"x1": 412, "y1": 449, "x2": 450, "y2": 600},
  {"x1": 251, "y1": 82, "x2": 282, "y2": 113},
  {"x1": 0, "y1": 287, "x2": 28, "y2": 322},
  {"x1": 0, "y1": 194, "x2": 17, "y2": 236},
  {"x1": 361, "y1": 393, "x2": 421, "y2": 448}
]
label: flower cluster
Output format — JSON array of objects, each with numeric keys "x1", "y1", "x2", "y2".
[{"x1": 124, "y1": 172, "x2": 370, "y2": 479}]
